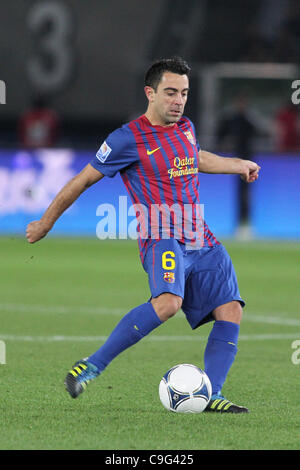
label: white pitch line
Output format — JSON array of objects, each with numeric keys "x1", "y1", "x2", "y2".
[
  {"x1": 243, "y1": 314, "x2": 300, "y2": 327},
  {"x1": 1, "y1": 302, "x2": 300, "y2": 327},
  {"x1": 0, "y1": 302, "x2": 124, "y2": 316},
  {"x1": 0, "y1": 333, "x2": 299, "y2": 343}
]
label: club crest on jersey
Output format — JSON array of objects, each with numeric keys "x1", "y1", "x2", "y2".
[
  {"x1": 184, "y1": 130, "x2": 196, "y2": 145},
  {"x1": 96, "y1": 141, "x2": 112, "y2": 163},
  {"x1": 163, "y1": 272, "x2": 175, "y2": 284}
]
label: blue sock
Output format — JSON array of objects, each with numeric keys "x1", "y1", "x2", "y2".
[
  {"x1": 88, "y1": 302, "x2": 162, "y2": 372},
  {"x1": 204, "y1": 320, "x2": 240, "y2": 396}
]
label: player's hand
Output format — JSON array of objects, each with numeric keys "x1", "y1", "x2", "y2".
[
  {"x1": 239, "y1": 160, "x2": 260, "y2": 183},
  {"x1": 26, "y1": 220, "x2": 50, "y2": 244}
]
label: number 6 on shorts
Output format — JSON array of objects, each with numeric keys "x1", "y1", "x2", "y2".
[{"x1": 162, "y1": 251, "x2": 176, "y2": 270}]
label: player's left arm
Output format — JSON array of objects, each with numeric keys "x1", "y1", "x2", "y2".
[{"x1": 198, "y1": 149, "x2": 260, "y2": 183}]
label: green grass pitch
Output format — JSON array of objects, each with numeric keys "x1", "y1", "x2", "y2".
[{"x1": 0, "y1": 236, "x2": 299, "y2": 450}]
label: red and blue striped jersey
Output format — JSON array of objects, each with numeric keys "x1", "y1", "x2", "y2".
[{"x1": 91, "y1": 114, "x2": 219, "y2": 261}]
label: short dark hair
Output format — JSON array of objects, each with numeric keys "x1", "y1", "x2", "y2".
[{"x1": 144, "y1": 56, "x2": 191, "y2": 90}]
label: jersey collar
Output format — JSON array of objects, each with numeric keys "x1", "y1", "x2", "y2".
[{"x1": 140, "y1": 114, "x2": 178, "y2": 133}]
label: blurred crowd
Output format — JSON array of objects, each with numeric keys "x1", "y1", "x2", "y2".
[{"x1": 239, "y1": 0, "x2": 300, "y2": 64}]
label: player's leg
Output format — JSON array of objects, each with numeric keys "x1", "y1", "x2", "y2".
[
  {"x1": 87, "y1": 239, "x2": 184, "y2": 369},
  {"x1": 65, "y1": 301, "x2": 163, "y2": 398},
  {"x1": 86, "y1": 292, "x2": 182, "y2": 372},
  {"x1": 181, "y1": 244, "x2": 248, "y2": 412},
  {"x1": 203, "y1": 300, "x2": 249, "y2": 413},
  {"x1": 204, "y1": 300, "x2": 242, "y2": 396},
  {"x1": 65, "y1": 240, "x2": 184, "y2": 398},
  {"x1": 201, "y1": 250, "x2": 248, "y2": 412}
]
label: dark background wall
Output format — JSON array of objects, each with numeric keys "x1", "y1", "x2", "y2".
[{"x1": 0, "y1": 0, "x2": 299, "y2": 148}]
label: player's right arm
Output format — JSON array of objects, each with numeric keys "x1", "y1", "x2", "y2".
[{"x1": 26, "y1": 164, "x2": 104, "y2": 243}]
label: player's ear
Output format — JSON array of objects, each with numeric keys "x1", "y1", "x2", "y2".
[{"x1": 144, "y1": 86, "x2": 155, "y2": 103}]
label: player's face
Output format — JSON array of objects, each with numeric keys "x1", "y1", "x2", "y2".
[{"x1": 146, "y1": 72, "x2": 189, "y2": 126}]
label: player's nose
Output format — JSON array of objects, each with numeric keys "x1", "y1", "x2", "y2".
[{"x1": 174, "y1": 93, "x2": 185, "y2": 106}]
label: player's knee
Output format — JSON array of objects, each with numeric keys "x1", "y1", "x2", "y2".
[
  {"x1": 231, "y1": 302, "x2": 243, "y2": 324},
  {"x1": 166, "y1": 295, "x2": 182, "y2": 318},
  {"x1": 151, "y1": 293, "x2": 182, "y2": 322},
  {"x1": 213, "y1": 300, "x2": 243, "y2": 325}
]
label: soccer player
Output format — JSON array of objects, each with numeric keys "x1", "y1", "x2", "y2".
[{"x1": 26, "y1": 57, "x2": 260, "y2": 413}]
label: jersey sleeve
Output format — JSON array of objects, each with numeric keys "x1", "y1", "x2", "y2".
[{"x1": 90, "y1": 126, "x2": 138, "y2": 178}]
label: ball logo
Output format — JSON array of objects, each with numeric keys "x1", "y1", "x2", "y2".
[{"x1": 0, "y1": 80, "x2": 6, "y2": 104}]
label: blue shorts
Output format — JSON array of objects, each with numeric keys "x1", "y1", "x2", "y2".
[{"x1": 143, "y1": 239, "x2": 245, "y2": 329}]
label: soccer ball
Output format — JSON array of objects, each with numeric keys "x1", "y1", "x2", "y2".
[{"x1": 159, "y1": 363, "x2": 212, "y2": 413}]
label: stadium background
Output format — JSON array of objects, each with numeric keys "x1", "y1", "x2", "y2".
[{"x1": 0, "y1": 0, "x2": 300, "y2": 451}]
